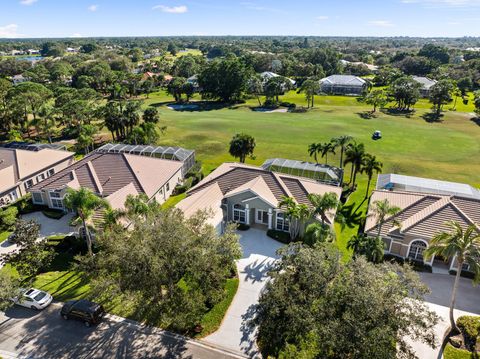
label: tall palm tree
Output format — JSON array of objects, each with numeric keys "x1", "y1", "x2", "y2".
[
  {"x1": 347, "y1": 234, "x2": 384, "y2": 263},
  {"x1": 320, "y1": 142, "x2": 335, "y2": 165},
  {"x1": 360, "y1": 153, "x2": 383, "y2": 198},
  {"x1": 332, "y1": 135, "x2": 353, "y2": 169},
  {"x1": 424, "y1": 221, "x2": 480, "y2": 333},
  {"x1": 370, "y1": 199, "x2": 401, "y2": 238},
  {"x1": 344, "y1": 142, "x2": 365, "y2": 188},
  {"x1": 308, "y1": 192, "x2": 339, "y2": 226},
  {"x1": 308, "y1": 143, "x2": 321, "y2": 164},
  {"x1": 347, "y1": 234, "x2": 365, "y2": 257},
  {"x1": 64, "y1": 187, "x2": 109, "y2": 256},
  {"x1": 278, "y1": 196, "x2": 312, "y2": 240}
]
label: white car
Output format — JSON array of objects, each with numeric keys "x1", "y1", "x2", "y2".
[{"x1": 13, "y1": 288, "x2": 53, "y2": 310}]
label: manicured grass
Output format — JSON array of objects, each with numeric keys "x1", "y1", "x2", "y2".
[
  {"x1": 0, "y1": 231, "x2": 12, "y2": 242},
  {"x1": 194, "y1": 277, "x2": 239, "y2": 338},
  {"x1": 161, "y1": 193, "x2": 187, "y2": 209},
  {"x1": 33, "y1": 270, "x2": 90, "y2": 301},
  {"x1": 444, "y1": 343, "x2": 478, "y2": 359}
]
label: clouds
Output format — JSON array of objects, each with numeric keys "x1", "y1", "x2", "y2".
[
  {"x1": 88, "y1": 4, "x2": 99, "y2": 12},
  {"x1": 0, "y1": 24, "x2": 22, "y2": 38},
  {"x1": 19, "y1": 0, "x2": 37, "y2": 5},
  {"x1": 368, "y1": 20, "x2": 395, "y2": 27},
  {"x1": 153, "y1": 5, "x2": 188, "y2": 13},
  {"x1": 400, "y1": 0, "x2": 480, "y2": 7}
]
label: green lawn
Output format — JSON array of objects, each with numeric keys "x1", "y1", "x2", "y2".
[
  {"x1": 444, "y1": 344, "x2": 478, "y2": 359},
  {"x1": 0, "y1": 231, "x2": 12, "y2": 242}
]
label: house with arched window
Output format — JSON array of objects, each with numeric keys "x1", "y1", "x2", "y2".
[{"x1": 365, "y1": 184, "x2": 480, "y2": 273}]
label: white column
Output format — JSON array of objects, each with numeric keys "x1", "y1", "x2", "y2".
[
  {"x1": 245, "y1": 204, "x2": 250, "y2": 225},
  {"x1": 268, "y1": 208, "x2": 273, "y2": 229}
]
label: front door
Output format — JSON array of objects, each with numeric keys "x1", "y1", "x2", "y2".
[{"x1": 255, "y1": 209, "x2": 269, "y2": 225}]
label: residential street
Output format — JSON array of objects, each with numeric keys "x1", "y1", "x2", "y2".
[{"x1": 0, "y1": 303, "x2": 246, "y2": 359}]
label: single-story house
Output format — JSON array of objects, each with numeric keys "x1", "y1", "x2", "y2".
[
  {"x1": 260, "y1": 71, "x2": 296, "y2": 87},
  {"x1": 187, "y1": 75, "x2": 200, "y2": 90},
  {"x1": 412, "y1": 76, "x2": 437, "y2": 97},
  {"x1": 29, "y1": 149, "x2": 186, "y2": 212},
  {"x1": 319, "y1": 75, "x2": 368, "y2": 96},
  {"x1": 365, "y1": 188, "x2": 480, "y2": 273},
  {"x1": 0, "y1": 143, "x2": 75, "y2": 207},
  {"x1": 177, "y1": 162, "x2": 342, "y2": 234},
  {"x1": 340, "y1": 59, "x2": 379, "y2": 73},
  {"x1": 12, "y1": 74, "x2": 29, "y2": 85}
]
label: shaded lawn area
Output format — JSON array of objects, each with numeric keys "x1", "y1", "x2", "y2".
[
  {"x1": 0, "y1": 230, "x2": 12, "y2": 242},
  {"x1": 444, "y1": 343, "x2": 479, "y2": 359},
  {"x1": 161, "y1": 193, "x2": 186, "y2": 209}
]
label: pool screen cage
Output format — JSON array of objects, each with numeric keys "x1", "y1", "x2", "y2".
[
  {"x1": 96, "y1": 143, "x2": 196, "y2": 176},
  {"x1": 261, "y1": 158, "x2": 343, "y2": 186}
]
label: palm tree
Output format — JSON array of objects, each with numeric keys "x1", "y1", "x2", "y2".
[
  {"x1": 360, "y1": 153, "x2": 383, "y2": 198},
  {"x1": 320, "y1": 142, "x2": 335, "y2": 165},
  {"x1": 308, "y1": 192, "x2": 339, "y2": 226},
  {"x1": 347, "y1": 234, "x2": 365, "y2": 257},
  {"x1": 424, "y1": 221, "x2": 480, "y2": 333},
  {"x1": 369, "y1": 199, "x2": 401, "y2": 238},
  {"x1": 102, "y1": 208, "x2": 125, "y2": 231},
  {"x1": 64, "y1": 187, "x2": 109, "y2": 256},
  {"x1": 304, "y1": 222, "x2": 335, "y2": 246},
  {"x1": 308, "y1": 143, "x2": 321, "y2": 164},
  {"x1": 344, "y1": 142, "x2": 365, "y2": 188},
  {"x1": 278, "y1": 196, "x2": 312, "y2": 240},
  {"x1": 347, "y1": 234, "x2": 384, "y2": 263},
  {"x1": 332, "y1": 135, "x2": 353, "y2": 169}
]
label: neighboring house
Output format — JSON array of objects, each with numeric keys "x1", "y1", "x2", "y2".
[
  {"x1": 319, "y1": 75, "x2": 368, "y2": 96},
  {"x1": 177, "y1": 162, "x2": 342, "y2": 234},
  {"x1": 187, "y1": 75, "x2": 200, "y2": 90},
  {"x1": 365, "y1": 189, "x2": 480, "y2": 272},
  {"x1": 259, "y1": 71, "x2": 296, "y2": 87},
  {"x1": 12, "y1": 74, "x2": 28, "y2": 85},
  {"x1": 29, "y1": 145, "x2": 193, "y2": 212},
  {"x1": 377, "y1": 174, "x2": 480, "y2": 200},
  {"x1": 412, "y1": 76, "x2": 437, "y2": 97},
  {"x1": 0, "y1": 143, "x2": 74, "y2": 207},
  {"x1": 340, "y1": 59, "x2": 379, "y2": 72}
]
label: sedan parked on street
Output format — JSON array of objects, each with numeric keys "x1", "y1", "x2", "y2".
[{"x1": 61, "y1": 299, "x2": 105, "y2": 327}]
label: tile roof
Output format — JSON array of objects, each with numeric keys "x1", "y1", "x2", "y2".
[
  {"x1": 30, "y1": 152, "x2": 182, "y2": 199},
  {"x1": 365, "y1": 190, "x2": 480, "y2": 238},
  {"x1": 320, "y1": 75, "x2": 366, "y2": 86}
]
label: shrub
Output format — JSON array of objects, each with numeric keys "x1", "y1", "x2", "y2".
[
  {"x1": 0, "y1": 206, "x2": 18, "y2": 230},
  {"x1": 267, "y1": 229, "x2": 291, "y2": 244},
  {"x1": 42, "y1": 209, "x2": 65, "y2": 220},
  {"x1": 12, "y1": 195, "x2": 45, "y2": 214},
  {"x1": 237, "y1": 223, "x2": 250, "y2": 231},
  {"x1": 279, "y1": 101, "x2": 296, "y2": 109},
  {"x1": 457, "y1": 316, "x2": 480, "y2": 351},
  {"x1": 449, "y1": 269, "x2": 476, "y2": 279}
]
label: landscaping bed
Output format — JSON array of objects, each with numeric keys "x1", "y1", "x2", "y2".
[
  {"x1": 42, "y1": 209, "x2": 66, "y2": 220},
  {"x1": 446, "y1": 316, "x2": 480, "y2": 358}
]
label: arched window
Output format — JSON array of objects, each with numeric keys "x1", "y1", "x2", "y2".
[{"x1": 408, "y1": 240, "x2": 427, "y2": 261}]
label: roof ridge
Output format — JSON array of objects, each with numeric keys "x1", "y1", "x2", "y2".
[
  {"x1": 121, "y1": 153, "x2": 147, "y2": 195},
  {"x1": 448, "y1": 200, "x2": 479, "y2": 230},
  {"x1": 86, "y1": 160, "x2": 103, "y2": 195},
  {"x1": 271, "y1": 172, "x2": 293, "y2": 199},
  {"x1": 399, "y1": 197, "x2": 450, "y2": 233}
]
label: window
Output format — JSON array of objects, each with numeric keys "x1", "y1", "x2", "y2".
[
  {"x1": 32, "y1": 192, "x2": 43, "y2": 204},
  {"x1": 51, "y1": 198, "x2": 64, "y2": 209},
  {"x1": 276, "y1": 212, "x2": 290, "y2": 232},
  {"x1": 408, "y1": 241, "x2": 427, "y2": 261},
  {"x1": 233, "y1": 204, "x2": 246, "y2": 224},
  {"x1": 166, "y1": 183, "x2": 170, "y2": 191},
  {"x1": 24, "y1": 179, "x2": 33, "y2": 190},
  {"x1": 47, "y1": 168, "x2": 55, "y2": 177},
  {"x1": 50, "y1": 191, "x2": 61, "y2": 198},
  {"x1": 36, "y1": 173, "x2": 45, "y2": 183}
]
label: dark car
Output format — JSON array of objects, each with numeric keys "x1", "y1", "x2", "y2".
[{"x1": 60, "y1": 299, "x2": 105, "y2": 327}]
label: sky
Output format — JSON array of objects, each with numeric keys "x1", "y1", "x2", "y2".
[{"x1": 1, "y1": 0, "x2": 480, "y2": 38}]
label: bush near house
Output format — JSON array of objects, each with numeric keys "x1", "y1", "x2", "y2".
[
  {"x1": 449, "y1": 269, "x2": 476, "y2": 280},
  {"x1": 383, "y1": 254, "x2": 433, "y2": 272},
  {"x1": 266, "y1": 229, "x2": 292, "y2": 244},
  {"x1": 457, "y1": 316, "x2": 480, "y2": 352},
  {"x1": 42, "y1": 209, "x2": 65, "y2": 220}
]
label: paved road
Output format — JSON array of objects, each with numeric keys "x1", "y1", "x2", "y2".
[
  {"x1": 204, "y1": 229, "x2": 281, "y2": 358},
  {"x1": 0, "y1": 303, "x2": 246, "y2": 359}
]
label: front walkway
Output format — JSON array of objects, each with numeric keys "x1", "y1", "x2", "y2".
[{"x1": 203, "y1": 228, "x2": 282, "y2": 358}]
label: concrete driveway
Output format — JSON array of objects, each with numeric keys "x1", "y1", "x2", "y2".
[
  {"x1": 21, "y1": 211, "x2": 75, "y2": 238},
  {"x1": 409, "y1": 272, "x2": 480, "y2": 359},
  {"x1": 203, "y1": 228, "x2": 283, "y2": 358}
]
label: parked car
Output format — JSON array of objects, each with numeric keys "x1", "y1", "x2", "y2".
[
  {"x1": 60, "y1": 299, "x2": 105, "y2": 327},
  {"x1": 12, "y1": 288, "x2": 53, "y2": 310},
  {"x1": 372, "y1": 130, "x2": 382, "y2": 140}
]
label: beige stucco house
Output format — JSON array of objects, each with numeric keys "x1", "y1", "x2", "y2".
[
  {"x1": 0, "y1": 144, "x2": 74, "y2": 207},
  {"x1": 177, "y1": 162, "x2": 342, "y2": 234}
]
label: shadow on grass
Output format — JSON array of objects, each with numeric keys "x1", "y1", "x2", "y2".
[
  {"x1": 422, "y1": 112, "x2": 445, "y2": 123},
  {"x1": 151, "y1": 100, "x2": 238, "y2": 112},
  {"x1": 356, "y1": 111, "x2": 377, "y2": 119},
  {"x1": 382, "y1": 108, "x2": 415, "y2": 118},
  {"x1": 470, "y1": 117, "x2": 480, "y2": 127},
  {"x1": 337, "y1": 202, "x2": 365, "y2": 230}
]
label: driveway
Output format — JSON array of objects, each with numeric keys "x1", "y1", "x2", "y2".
[
  {"x1": 203, "y1": 228, "x2": 282, "y2": 358},
  {"x1": 409, "y1": 272, "x2": 480, "y2": 359},
  {"x1": 0, "y1": 303, "x2": 244, "y2": 359}
]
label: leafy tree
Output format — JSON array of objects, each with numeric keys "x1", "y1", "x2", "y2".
[
  {"x1": 0, "y1": 271, "x2": 21, "y2": 312},
  {"x1": 344, "y1": 142, "x2": 365, "y2": 188},
  {"x1": 457, "y1": 77, "x2": 473, "y2": 96},
  {"x1": 389, "y1": 76, "x2": 422, "y2": 111},
  {"x1": 278, "y1": 197, "x2": 311, "y2": 240},
  {"x1": 40, "y1": 42, "x2": 65, "y2": 57},
  {"x1": 82, "y1": 209, "x2": 241, "y2": 331},
  {"x1": 77, "y1": 124, "x2": 97, "y2": 154},
  {"x1": 167, "y1": 42, "x2": 178, "y2": 56},
  {"x1": 429, "y1": 79, "x2": 454, "y2": 116},
  {"x1": 369, "y1": 199, "x2": 401, "y2": 238},
  {"x1": 3, "y1": 220, "x2": 54, "y2": 278},
  {"x1": 173, "y1": 54, "x2": 203, "y2": 78},
  {"x1": 308, "y1": 192, "x2": 338, "y2": 226},
  {"x1": 360, "y1": 153, "x2": 383, "y2": 197},
  {"x1": 64, "y1": 188, "x2": 110, "y2": 256},
  {"x1": 264, "y1": 76, "x2": 292, "y2": 103},
  {"x1": 80, "y1": 43, "x2": 98, "y2": 54},
  {"x1": 37, "y1": 104, "x2": 57, "y2": 143},
  {"x1": 303, "y1": 223, "x2": 335, "y2": 246},
  {"x1": 129, "y1": 47, "x2": 144, "y2": 63},
  {"x1": 8, "y1": 82, "x2": 53, "y2": 123},
  {"x1": 128, "y1": 122, "x2": 160, "y2": 145},
  {"x1": 299, "y1": 78, "x2": 320, "y2": 108},
  {"x1": 253, "y1": 243, "x2": 438, "y2": 358},
  {"x1": 347, "y1": 234, "x2": 385, "y2": 263},
  {"x1": 473, "y1": 90, "x2": 480, "y2": 116},
  {"x1": 0, "y1": 206, "x2": 18, "y2": 230},
  {"x1": 198, "y1": 56, "x2": 251, "y2": 102},
  {"x1": 246, "y1": 75, "x2": 264, "y2": 106},
  {"x1": 364, "y1": 89, "x2": 388, "y2": 113},
  {"x1": 167, "y1": 77, "x2": 193, "y2": 102},
  {"x1": 143, "y1": 106, "x2": 160, "y2": 123},
  {"x1": 331, "y1": 135, "x2": 353, "y2": 168},
  {"x1": 397, "y1": 56, "x2": 433, "y2": 76},
  {"x1": 418, "y1": 44, "x2": 450, "y2": 64},
  {"x1": 424, "y1": 221, "x2": 480, "y2": 334},
  {"x1": 229, "y1": 133, "x2": 256, "y2": 163}
]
